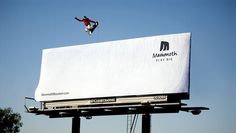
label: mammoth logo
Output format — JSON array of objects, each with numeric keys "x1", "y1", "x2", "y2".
[
  {"x1": 152, "y1": 40, "x2": 177, "y2": 61},
  {"x1": 160, "y1": 41, "x2": 169, "y2": 51}
]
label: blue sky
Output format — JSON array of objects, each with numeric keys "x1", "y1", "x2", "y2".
[{"x1": 0, "y1": 0, "x2": 236, "y2": 133}]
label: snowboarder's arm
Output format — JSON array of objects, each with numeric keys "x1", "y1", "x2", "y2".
[{"x1": 75, "y1": 17, "x2": 83, "y2": 22}]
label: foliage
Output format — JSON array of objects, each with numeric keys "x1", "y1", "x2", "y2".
[{"x1": 0, "y1": 107, "x2": 23, "y2": 133}]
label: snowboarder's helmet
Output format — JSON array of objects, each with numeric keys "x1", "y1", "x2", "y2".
[{"x1": 84, "y1": 16, "x2": 87, "y2": 19}]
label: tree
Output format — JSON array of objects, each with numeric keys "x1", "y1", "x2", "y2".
[{"x1": 0, "y1": 107, "x2": 23, "y2": 133}]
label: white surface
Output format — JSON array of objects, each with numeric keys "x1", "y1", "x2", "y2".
[{"x1": 35, "y1": 33, "x2": 191, "y2": 101}]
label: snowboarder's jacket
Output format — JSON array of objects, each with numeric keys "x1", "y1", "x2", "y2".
[{"x1": 79, "y1": 18, "x2": 96, "y2": 26}]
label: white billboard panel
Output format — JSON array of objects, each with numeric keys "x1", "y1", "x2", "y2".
[{"x1": 35, "y1": 33, "x2": 191, "y2": 102}]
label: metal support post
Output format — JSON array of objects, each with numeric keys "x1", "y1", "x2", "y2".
[
  {"x1": 72, "y1": 116, "x2": 80, "y2": 133},
  {"x1": 142, "y1": 113, "x2": 151, "y2": 133}
]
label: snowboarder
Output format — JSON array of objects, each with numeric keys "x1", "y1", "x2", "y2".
[{"x1": 75, "y1": 16, "x2": 98, "y2": 35}]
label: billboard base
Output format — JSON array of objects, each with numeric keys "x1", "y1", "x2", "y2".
[{"x1": 70, "y1": 114, "x2": 152, "y2": 133}]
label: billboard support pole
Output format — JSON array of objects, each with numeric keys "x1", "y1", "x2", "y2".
[
  {"x1": 72, "y1": 116, "x2": 80, "y2": 133},
  {"x1": 142, "y1": 113, "x2": 151, "y2": 133}
]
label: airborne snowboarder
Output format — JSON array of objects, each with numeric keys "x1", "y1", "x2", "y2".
[{"x1": 75, "y1": 16, "x2": 98, "y2": 35}]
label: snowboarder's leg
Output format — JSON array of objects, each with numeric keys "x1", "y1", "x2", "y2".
[
  {"x1": 85, "y1": 28, "x2": 88, "y2": 32},
  {"x1": 87, "y1": 25, "x2": 94, "y2": 35},
  {"x1": 85, "y1": 25, "x2": 92, "y2": 32},
  {"x1": 87, "y1": 25, "x2": 93, "y2": 30}
]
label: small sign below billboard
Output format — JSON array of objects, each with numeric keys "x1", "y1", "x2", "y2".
[{"x1": 35, "y1": 33, "x2": 191, "y2": 102}]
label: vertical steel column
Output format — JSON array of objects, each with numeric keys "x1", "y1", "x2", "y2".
[
  {"x1": 72, "y1": 117, "x2": 80, "y2": 133},
  {"x1": 142, "y1": 113, "x2": 151, "y2": 133}
]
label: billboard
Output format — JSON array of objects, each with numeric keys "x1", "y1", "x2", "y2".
[{"x1": 35, "y1": 33, "x2": 191, "y2": 102}]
